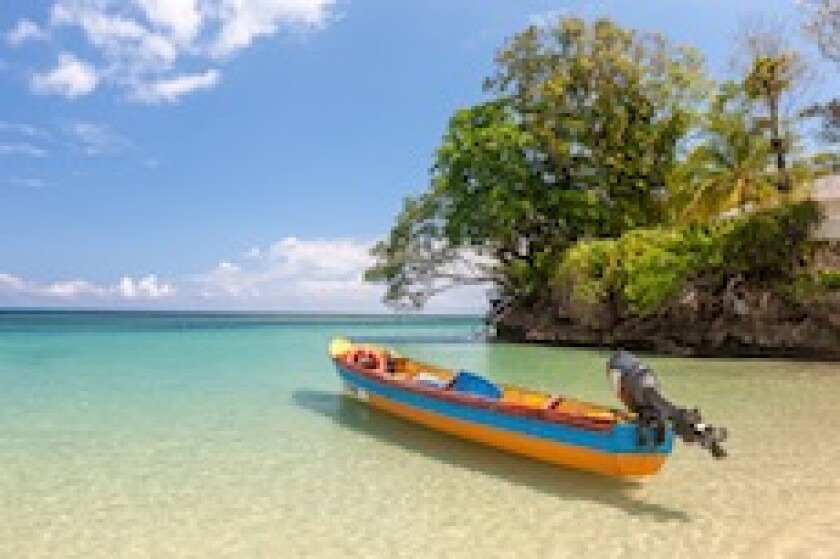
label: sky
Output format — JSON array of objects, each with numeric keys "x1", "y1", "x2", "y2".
[{"x1": 0, "y1": 0, "x2": 836, "y2": 312}]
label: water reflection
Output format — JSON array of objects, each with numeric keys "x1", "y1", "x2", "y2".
[{"x1": 293, "y1": 389, "x2": 689, "y2": 523}]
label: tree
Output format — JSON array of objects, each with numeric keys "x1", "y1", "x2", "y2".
[
  {"x1": 364, "y1": 193, "x2": 495, "y2": 310},
  {"x1": 803, "y1": 100, "x2": 840, "y2": 145},
  {"x1": 365, "y1": 102, "x2": 549, "y2": 308},
  {"x1": 670, "y1": 84, "x2": 777, "y2": 223},
  {"x1": 485, "y1": 18, "x2": 707, "y2": 236},
  {"x1": 802, "y1": 1, "x2": 840, "y2": 144},
  {"x1": 367, "y1": 18, "x2": 709, "y2": 309},
  {"x1": 803, "y1": 0, "x2": 840, "y2": 63},
  {"x1": 738, "y1": 24, "x2": 811, "y2": 192}
]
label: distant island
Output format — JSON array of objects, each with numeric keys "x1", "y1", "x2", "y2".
[{"x1": 366, "y1": 16, "x2": 840, "y2": 359}]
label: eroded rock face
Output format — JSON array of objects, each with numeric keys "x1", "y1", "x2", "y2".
[
  {"x1": 493, "y1": 278, "x2": 840, "y2": 360},
  {"x1": 814, "y1": 242, "x2": 840, "y2": 269}
]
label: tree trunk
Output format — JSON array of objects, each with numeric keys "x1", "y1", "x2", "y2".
[{"x1": 769, "y1": 97, "x2": 790, "y2": 192}]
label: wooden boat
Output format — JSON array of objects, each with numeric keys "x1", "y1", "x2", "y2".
[{"x1": 328, "y1": 338, "x2": 673, "y2": 478}]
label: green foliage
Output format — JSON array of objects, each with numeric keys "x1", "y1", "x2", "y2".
[
  {"x1": 668, "y1": 82, "x2": 778, "y2": 223},
  {"x1": 367, "y1": 15, "x2": 828, "y2": 313},
  {"x1": 616, "y1": 226, "x2": 726, "y2": 313},
  {"x1": 817, "y1": 270, "x2": 840, "y2": 291},
  {"x1": 793, "y1": 269, "x2": 840, "y2": 297},
  {"x1": 559, "y1": 224, "x2": 726, "y2": 314},
  {"x1": 558, "y1": 202, "x2": 822, "y2": 316},
  {"x1": 432, "y1": 101, "x2": 593, "y2": 255},
  {"x1": 558, "y1": 239, "x2": 617, "y2": 304},
  {"x1": 367, "y1": 17, "x2": 710, "y2": 308},
  {"x1": 720, "y1": 200, "x2": 822, "y2": 281},
  {"x1": 487, "y1": 18, "x2": 707, "y2": 236}
]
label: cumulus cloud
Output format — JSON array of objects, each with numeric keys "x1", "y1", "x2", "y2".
[
  {"x1": 195, "y1": 237, "x2": 378, "y2": 307},
  {"x1": 6, "y1": 19, "x2": 49, "y2": 46},
  {"x1": 210, "y1": 0, "x2": 335, "y2": 57},
  {"x1": 136, "y1": 0, "x2": 202, "y2": 43},
  {"x1": 10, "y1": 0, "x2": 337, "y2": 102},
  {"x1": 31, "y1": 52, "x2": 99, "y2": 97},
  {"x1": 193, "y1": 236, "x2": 488, "y2": 312}
]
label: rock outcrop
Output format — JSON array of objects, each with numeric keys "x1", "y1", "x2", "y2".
[{"x1": 493, "y1": 275, "x2": 840, "y2": 360}]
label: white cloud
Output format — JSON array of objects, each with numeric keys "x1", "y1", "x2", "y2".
[
  {"x1": 193, "y1": 236, "x2": 488, "y2": 312},
  {"x1": 210, "y1": 0, "x2": 336, "y2": 57},
  {"x1": 195, "y1": 237, "x2": 375, "y2": 304},
  {"x1": 0, "y1": 272, "x2": 176, "y2": 301},
  {"x1": 0, "y1": 237, "x2": 486, "y2": 312},
  {"x1": 136, "y1": 0, "x2": 202, "y2": 43},
  {"x1": 45, "y1": 279, "x2": 106, "y2": 298},
  {"x1": 131, "y1": 69, "x2": 221, "y2": 103},
  {"x1": 51, "y1": 1, "x2": 180, "y2": 71},
  {"x1": 114, "y1": 275, "x2": 176, "y2": 298},
  {"x1": 0, "y1": 143, "x2": 48, "y2": 157},
  {"x1": 6, "y1": 20, "x2": 49, "y2": 46},
  {"x1": 31, "y1": 52, "x2": 99, "y2": 98},
  {"x1": 0, "y1": 273, "x2": 28, "y2": 293},
  {"x1": 14, "y1": 0, "x2": 337, "y2": 102}
]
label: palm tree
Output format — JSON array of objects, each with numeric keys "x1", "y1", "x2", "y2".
[{"x1": 669, "y1": 84, "x2": 779, "y2": 223}]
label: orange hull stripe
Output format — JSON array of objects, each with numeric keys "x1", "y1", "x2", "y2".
[{"x1": 367, "y1": 394, "x2": 666, "y2": 477}]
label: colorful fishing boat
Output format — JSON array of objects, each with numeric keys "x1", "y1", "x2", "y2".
[{"x1": 328, "y1": 338, "x2": 675, "y2": 478}]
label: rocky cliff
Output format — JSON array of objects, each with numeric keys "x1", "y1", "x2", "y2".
[{"x1": 493, "y1": 272, "x2": 840, "y2": 360}]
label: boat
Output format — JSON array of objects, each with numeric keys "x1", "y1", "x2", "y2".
[{"x1": 328, "y1": 338, "x2": 674, "y2": 478}]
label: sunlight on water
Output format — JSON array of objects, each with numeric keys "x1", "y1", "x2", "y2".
[{"x1": 1, "y1": 312, "x2": 838, "y2": 558}]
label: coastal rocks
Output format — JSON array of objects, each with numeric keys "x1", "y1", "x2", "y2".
[
  {"x1": 814, "y1": 242, "x2": 840, "y2": 269},
  {"x1": 493, "y1": 278, "x2": 840, "y2": 360}
]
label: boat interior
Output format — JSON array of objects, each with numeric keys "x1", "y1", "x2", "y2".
[{"x1": 332, "y1": 339, "x2": 633, "y2": 425}]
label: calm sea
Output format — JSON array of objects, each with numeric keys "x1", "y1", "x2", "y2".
[{"x1": 1, "y1": 311, "x2": 838, "y2": 558}]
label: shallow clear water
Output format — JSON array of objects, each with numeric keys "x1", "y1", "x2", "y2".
[{"x1": 1, "y1": 311, "x2": 838, "y2": 558}]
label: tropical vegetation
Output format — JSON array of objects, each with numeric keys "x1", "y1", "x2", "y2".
[{"x1": 366, "y1": 15, "x2": 840, "y2": 323}]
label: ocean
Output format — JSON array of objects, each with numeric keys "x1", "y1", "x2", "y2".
[{"x1": 1, "y1": 311, "x2": 838, "y2": 558}]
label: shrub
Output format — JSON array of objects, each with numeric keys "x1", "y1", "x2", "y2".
[
  {"x1": 720, "y1": 201, "x2": 822, "y2": 282},
  {"x1": 557, "y1": 201, "x2": 822, "y2": 316}
]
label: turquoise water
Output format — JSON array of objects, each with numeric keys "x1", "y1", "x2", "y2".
[{"x1": 2, "y1": 311, "x2": 839, "y2": 558}]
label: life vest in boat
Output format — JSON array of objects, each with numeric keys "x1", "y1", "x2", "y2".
[{"x1": 349, "y1": 348, "x2": 383, "y2": 373}]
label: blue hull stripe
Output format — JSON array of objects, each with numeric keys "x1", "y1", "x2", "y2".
[{"x1": 337, "y1": 366, "x2": 673, "y2": 455}]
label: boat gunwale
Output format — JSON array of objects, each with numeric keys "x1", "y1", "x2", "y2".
[{"x1": 334, "y1": 356, "x2": 619, "y2": 433}]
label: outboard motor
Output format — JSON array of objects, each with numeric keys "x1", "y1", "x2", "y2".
[{"x1": 607, "y1": 350, "x2": 728, "y2": 459}]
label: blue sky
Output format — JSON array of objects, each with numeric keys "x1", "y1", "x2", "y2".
[{"x1": 0, "y1": 0, "x2": 835, "y2": 311}]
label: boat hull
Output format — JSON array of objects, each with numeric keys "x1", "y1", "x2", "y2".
[{"x1": 336, "y1": 364, "x2": 671, "y2": 478}]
